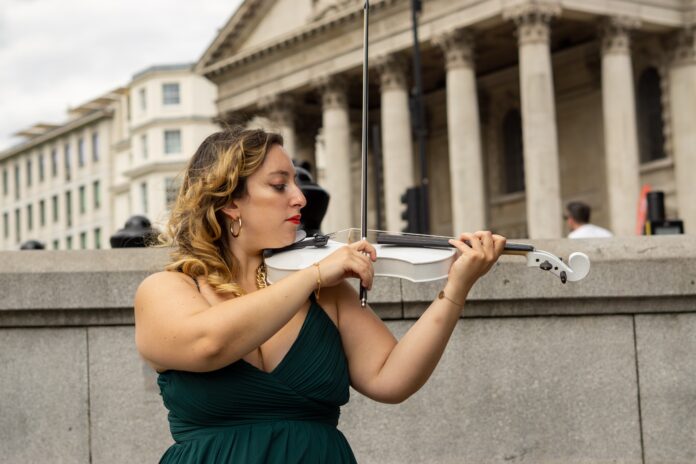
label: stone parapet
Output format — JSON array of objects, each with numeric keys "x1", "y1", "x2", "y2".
[
  {"x1": 2, "y1": 236, "x2": 696, "y2": 463},
  {"x1": 2, "y1": 236, "x2": 695, "y2": 325}
]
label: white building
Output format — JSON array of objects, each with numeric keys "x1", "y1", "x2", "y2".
[
  {"x1": 197, "y1": 0, "x2": 696, "y2": 238},
  {"x1": 0, "y1": 63, "x2": 218, "y2": 250}
]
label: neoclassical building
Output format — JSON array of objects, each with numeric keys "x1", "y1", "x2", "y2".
[
  {"x1": 0, "y1": 64, "x2": 218, "y2": 250},
  {"x1": 196, "y1": 0, "x2": 696, "y2": 238}
]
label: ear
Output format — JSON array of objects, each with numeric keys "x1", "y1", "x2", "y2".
[{"x1": 220, "y1": 201, "x2": 240, "y2": 221}]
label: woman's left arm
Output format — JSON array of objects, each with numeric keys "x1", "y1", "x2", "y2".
[{"x1": 338, "y1": 231, "x2": 505, "y2": 404}]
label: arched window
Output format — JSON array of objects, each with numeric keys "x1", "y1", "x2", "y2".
[
  {"x1": 636, "y1": 67, "x2": 666, "y2": 163},
  {"x1": 502, "y1": 109, "x2": 525, "y2": 193}
]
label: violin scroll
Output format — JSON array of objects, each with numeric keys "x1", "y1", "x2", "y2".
[{"x1": 526, "y1": 250, "x2": 590, "y2": 283}]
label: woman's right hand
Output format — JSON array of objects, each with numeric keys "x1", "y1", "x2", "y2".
[{"x1": 317, "y1": 240, "x2": 377, "y2": 290}]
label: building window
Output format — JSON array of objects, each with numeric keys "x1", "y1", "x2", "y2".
[
  {"x1": 53, "y1": 239, "x2": 59, "y2": 250},
  {"x1": 92, "y1": 132, "x2": 100, "y2": 162},
  {"x1": 140, "y1": 182, "x2": 148, "y2": 214},
  {"x1": 14, "y1": 208, "x2": 20, "y2": 244},
  {"x1": 27, "y1": 204, "x2": 33, "y2": 231},
  {"x1": 39, "y1": 153, "x2": 45, "y2": 182},
  {"x1": 139, "y1": 87, "x2": 147, "y2": 111},
  {"x1": 66, "y1": 190, "x2": 72, "y2": 228},
  {"x1": 26, "y1": 159, "x2": 32, "y2": 187},
  {"x1": 79, "y1": 185, "x2": 86, "y2": 214},
  {"x1": 78, "y1": 138, "x2": 85, "y2": 167},
  {"x1": 64, "y1": 143, "x2": 71, "y2": 181},
  {"x1": 66, "y1": 235, "x2": 73, "y2": 250},
  {"x1": 51, "y1": 148, "x2": 58, "y2": 177},
  {"x1": 3, "y1": 168, "x2": 8, "y2": 195},
  {"x1": 14, "y1": 164, "x2": 20, "y2": 200},
  {"x1": 164, "y1": 129, "x2": 181, "y2": 154},
  {"x1": 80, "y1": 231, "x2": 87, "y2": 249},
  {"x1": 39, "y1": 199, "x2": 46, "y2": 227},
  {"x1": 162, "y1": 83, "x2": 180, "y2": 105},
  {"x1": 501, "y1": 109, "x2": 525, "y2": 194},
  {"x1": 165, "y1": 177, "x2": 180, "y2": 208},
  {"x1": 94, "y1": 227, "x2": 101, "y2": 249},
  {"x1": 93, "y1": 180, "x2": 101, "y2": 209},
  {"x1": 52, "y1": 195, "x2": 59, "y2": 223},
  {"x1": 637, "y1": 67, "x2": 667, "y2": 163},
  {"x1": 3, "y1": 212, "x2": 8, "y2": 239}
]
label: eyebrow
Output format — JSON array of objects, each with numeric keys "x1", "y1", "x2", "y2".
[{"x1": 267, "y1": 170, "x2": 294, "y2": 178}]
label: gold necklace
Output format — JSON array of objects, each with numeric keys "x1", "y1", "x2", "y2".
[{"x1": 255, "y1": 262, "x2": 268, "y2": 370}]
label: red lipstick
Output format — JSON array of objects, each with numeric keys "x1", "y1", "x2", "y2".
[{"x1": 287, "y1": 215, "x2": 301, "y2": 225}]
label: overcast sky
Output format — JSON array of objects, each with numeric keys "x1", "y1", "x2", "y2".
[{"x1": 0, "y1": 0, "x2": 243, "y2": 151}]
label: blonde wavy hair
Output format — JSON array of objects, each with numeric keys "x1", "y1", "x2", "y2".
[{"x1": 159, "y1": 127, "x2": 284, "y2": 296}]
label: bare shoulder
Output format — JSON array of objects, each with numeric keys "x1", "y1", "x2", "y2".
[{"x1": 134, "y1": 271, "x2": 199, "y2": 309}]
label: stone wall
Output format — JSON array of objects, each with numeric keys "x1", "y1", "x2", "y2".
[{"x1": 1, "y1": 236, "x2": 695, "y2": 463}]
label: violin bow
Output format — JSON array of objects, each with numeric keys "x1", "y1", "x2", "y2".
[{"x1": 359, "y1": 0, "x2": 370, "y2": 307}]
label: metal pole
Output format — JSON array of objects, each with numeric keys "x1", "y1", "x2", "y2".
[
  {"x1": 410, "y1": 0, "x2": 429, "y2": 234},
  {"x1": 359, "y1": 0, "x2": 370, "y2": 307}
]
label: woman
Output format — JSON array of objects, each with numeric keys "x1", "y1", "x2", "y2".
[{"x1": 134, "y1": 127, "x2": 506, "y2": 463}]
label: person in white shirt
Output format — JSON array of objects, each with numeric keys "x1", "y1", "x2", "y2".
[{"x1": 565, "y1": 201, "x2": 613, "y2": 238}]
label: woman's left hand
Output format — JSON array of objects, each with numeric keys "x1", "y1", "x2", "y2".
[{"x1": 445, "y1": 230, "x2": 506, "y2": 302}]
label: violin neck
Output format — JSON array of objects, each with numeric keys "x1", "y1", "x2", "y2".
[{"x1": 375, "y1": 233, "x2": 533, "y2": 255}]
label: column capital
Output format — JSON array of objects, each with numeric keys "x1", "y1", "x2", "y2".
[
  {"x1": 313, "y1": 75, "x2": 348, "y2": 110},
  {"x1": 258, "y1": 94, "x2": 296, "y2": 125},
  {"x1": 503, "y1": 1, "x2": 561, "y2": 45},
  {"x1": 600, "y1": 16, "x2": 641, "y2": 55},
  {"x1": 433, "y1": 28, "x2": 475, "y2": 70},
  {"x1": 669, "y1": 26, "x2": 696, "y2": 67},
  {"x1": 373, "y1": 54, "x2": 409, "y2": 92}
]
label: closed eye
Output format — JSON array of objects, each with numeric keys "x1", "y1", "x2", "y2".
[{"x1": 271, "y1": 184, "x2": 287, "y2": 192}]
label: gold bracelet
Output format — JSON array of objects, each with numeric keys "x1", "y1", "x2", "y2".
[
  {"x1": 312, "y1": 262, "x2": 322, "y2": 300},
  {"x1": 438, "y1": 289, "x2": 464, "y2": 308}
]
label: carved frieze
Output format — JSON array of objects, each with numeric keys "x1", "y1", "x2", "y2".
[{"x1": 312, "y1": 0, "x2": 362, "y2": 21}]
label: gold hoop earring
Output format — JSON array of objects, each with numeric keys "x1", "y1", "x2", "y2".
[{"x1": 231, "y1": 217, "x2": 242, "y2": 238}]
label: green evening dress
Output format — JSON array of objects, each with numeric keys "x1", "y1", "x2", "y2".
[{"x1": 157, "y1": 296, "x2": 357, "y2": 463}]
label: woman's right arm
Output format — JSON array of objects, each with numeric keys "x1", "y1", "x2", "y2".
[
  {"x1": 134, "y1": 267, "x2": 319, "y2": 373},
  {"x1": 134, "y1": 241, "x2": 376, "y2": 373}
]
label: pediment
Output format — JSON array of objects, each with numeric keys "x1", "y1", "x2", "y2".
[{"x1": 197, "y1": 0, "x2": 314, "y2": 71}]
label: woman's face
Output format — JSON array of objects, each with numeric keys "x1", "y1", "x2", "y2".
[{"x1": 226, "y1": 144, "x2": 307, "y2": 252}]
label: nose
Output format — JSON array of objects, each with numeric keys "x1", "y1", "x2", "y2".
[{"x1": 292, "y1": 184, "x2": 307, "y2": 209}]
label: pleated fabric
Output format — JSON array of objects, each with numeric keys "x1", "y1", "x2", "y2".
[{"x1": 157, "y1": 298, "x2": 357, "y2": 463}]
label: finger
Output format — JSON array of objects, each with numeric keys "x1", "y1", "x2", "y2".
[
  {"x1": 352, "y1": 255, "x2": 373, "y2": 290},
  {"x1": 492, "y1": 234, "x2": 507, "y2": 257},
  {"x1": 476, "y1": 231, "x2": 494, "y2": 259},
  {"x1": 351, "y1": 240, "x2": 377, "y2": 262},
  {"x1": 459, "y1": 232, "x2": 482, "y2": 252},
  {"x1": 449, "y1": 236, "x2": 474, "y2": 255}
]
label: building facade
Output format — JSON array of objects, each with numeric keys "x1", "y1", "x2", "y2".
[
  {"x1": 196, "y1": 0, "x2": 696, "y2": 238},
  {"x1": 0, "y1": 64, "x2": 218, "y2": 250}
]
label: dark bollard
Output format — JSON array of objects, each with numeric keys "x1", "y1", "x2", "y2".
[
  {"x1": 20, "y1": 240, "x2": 45, "y2": 250},
  {"x1": 294, "y1": 162, "x2": 329, "y2": 237},
  {"x1": 110, "y1": 215, "x2": 159, "y2": 248}
]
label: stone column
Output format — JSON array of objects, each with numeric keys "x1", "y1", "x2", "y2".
[
  {"x1": 600, "y1": 16, "x2": 642, "y2": 236},
  {"x1": 504, "y1": 2, "x2": 563, "y2": 238},
  {"x1": 316, "y1": 77, "x2": 353, "y2": 231},
  {"x1": 435, "y1": 29, "x2": 486, "y2": 235},
  {"x1": 261, "y1": 95, "x2": 298, "y2": 161},
  {"x1": 375, "y1": 54, "x2": 415, "y2": 232},
  {"x1": 669, "y1": 26, "x2": 696, "y2": 233}
]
